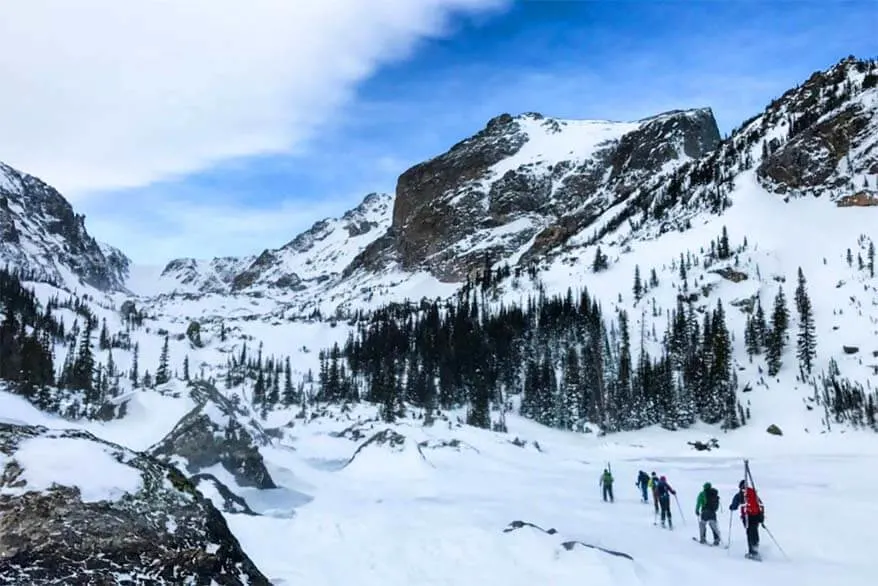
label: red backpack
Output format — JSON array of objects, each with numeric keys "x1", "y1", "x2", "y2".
[{"x1": 743, "y1": 487, "x2": 763, "y2": 516}]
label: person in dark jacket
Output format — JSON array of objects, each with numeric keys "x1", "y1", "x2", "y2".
[
  {"x1": 729, "y1": 480, "x2": 764, "y2": 558},
  {"x1": 695, "y1": 482, "x2": 721, "y2": 545},
  {"x1": 636, "y1": 470, "x2": 650, "y2": 503},
  {"x1": 655, "y1": 475, "x2": 676, "y2": 529}
]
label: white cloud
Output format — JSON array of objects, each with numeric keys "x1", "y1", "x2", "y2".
[{"x1": 0, "y1": 0, "x2": 508, "y2": 198}]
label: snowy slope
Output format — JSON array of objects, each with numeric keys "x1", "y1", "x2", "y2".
[
  {"x1": 0, "y1": 161, "x2": 130, "y2": 292},
  {"x1": 150, "y1": 192, "x2": 393, "y2": 296},
  {"x1": 7, "y1": 386, "x2": 872, "y2": 586}
]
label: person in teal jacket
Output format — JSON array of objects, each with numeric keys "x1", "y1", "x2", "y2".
[{"x1": 599, "y1": 468, "x2": 614, "y2": 502}]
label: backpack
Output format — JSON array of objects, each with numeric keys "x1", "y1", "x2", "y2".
[
  {"x1": 744, "y1": 487, "x2": 762, "y2": 515},
  {"x1": 705, "y1": 488, "x2": 719, "y2": 511}
]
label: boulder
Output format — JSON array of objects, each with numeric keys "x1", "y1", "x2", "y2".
[
  {"x1": 766, "y1": 424, "x2": 783, "y2": 436},
  {"x1": 0, "y1": 423, "x2": 269, "y2": 585},
  {"x1": 149, "y1": 381, "x2": 276, "y2": 489}
]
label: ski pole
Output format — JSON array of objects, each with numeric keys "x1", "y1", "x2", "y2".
[
  {"x1": 673, "y1": 494, "x2": 686, "y2": 525},
  {"x1": 762, "y1": 524, "x2": 789, "y2": 560},
  {"x1": 725, "y1": 510, "x2": 733, "y2": 549}
]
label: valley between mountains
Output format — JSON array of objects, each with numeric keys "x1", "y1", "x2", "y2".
[{"x1": 1, "y1": 55, "x2": 877, "y2": 585}]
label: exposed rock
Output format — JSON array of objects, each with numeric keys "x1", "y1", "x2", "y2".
[
  {"x1": 149, "y1": 381, "x2": 276, "y2": 489},
  {"x1": 359, "y1": 108, "x2": 719, "y2": 280},
  {"x1": 0, "y1": 423, "x2": 269, "y2": 585},
  {"x1": 757, "y1": 58, "x2": 877, "y2": 199},
  {"x1": 766, "y1": 424, "x2": 783, "y2": 436},
  {"x1": 191, "y1": 473, "x2": 257, "y2": 515},
  {"x1": 186, "y1": 321, "x2": 204, "y2": 348},
  {"x1": 417, "y1": 438, "x2": 480, "y2": 453},
  {"x1": 119, "y1": 299, "x2": 139, "y2": 322},
  {"x1": 688, "y1": 438, "x2": 720, "y2": 451},
  {"x1": 503, "y1": 520, "x2": 634, "y2": 561},
  {"x1": 713, "y1": 267, "x2": 749, "y2": 283},
  {"x1": 345, "y1": 429, "x2": 407, "y2": 466},
  {"x1": 0, "y1": 162, "x2": 130, "y2": 291},
  {"x1": 843, "y1": 345, "x2": 860, "y2": 354},
  {"x1": 837, "y1": 191, "x2": 878, "y2": 207}
]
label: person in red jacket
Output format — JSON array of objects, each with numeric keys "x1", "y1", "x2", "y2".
[{"x1": 729, "y1": 480, "x2": 764, "y2": 559}]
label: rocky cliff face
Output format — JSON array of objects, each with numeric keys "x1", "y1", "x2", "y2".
[
  {"x1": 0, "y1": 162, "x2": 130, "y2": 292},
  {"x1": 756, "y1": 56, "x2": 878, "y2": 197},
  {"x1": 348, "y1": 108, "x2": 720, "y2": 281},
  {"x1": 0, "y1": 423, "x2": 270, "y2": 585}
]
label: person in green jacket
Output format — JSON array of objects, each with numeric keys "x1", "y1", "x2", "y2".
[
  {"x1": 695, "y1": 482, "x2": 722, "y2": 545},
  {"x1": 599, "y1": 468, "x2": 614, "y2": 502}
]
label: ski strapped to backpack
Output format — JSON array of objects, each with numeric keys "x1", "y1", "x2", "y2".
[{"x1": 741, "y1": 459, "x2": 789, "y2": 560}]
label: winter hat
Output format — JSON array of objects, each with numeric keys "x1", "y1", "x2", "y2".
[
  {"x1": 739, "y1": 480, "x2": 746, "y2": 489},
  {"x1": 703, "y1": 482, "x2": 712, "y2": 490},
  {"x1": 660, "y1": 475, "x2": 666, "y2": 482}
]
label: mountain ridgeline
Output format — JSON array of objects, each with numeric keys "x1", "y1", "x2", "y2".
[{"x1": 0, "y1": 56, "x2": 876, "y2": 439}]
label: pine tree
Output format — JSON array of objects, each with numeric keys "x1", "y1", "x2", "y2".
[
  {"x1": 183, "y1": 355, "x2": 190, "y2": 381},
  {"x1": 649, "y1": 268, "x2": 659, "y2": 288},
  {"x1": 766, "y1": 286, "x2": 789, "y2": 376},
  {"x1": 130, "y1": 342, "x2": 140, "y2": 388},
  {"x1": 592, "y1": 246, "x2": 608, "y2": 272},
  {"x1": 560, "y1": 346, "x2": 582, "y2": 429},
  {"x1": 282, "y1": 356, "x2": 296, "y2": 405},
  {"x1": 72, "y1": 323, "x2": 95, "y2": 397},
  {"x1": 846, "y1": 248, "x2": 853, "y2": 267},
  {"x1": 795, "y1": 271, "x2": 817, "y2": 374},
  {"x1": 633, "y1": 265, "x2": 643, "y2": 302},
  {"x1": 155, "y1": 335, "x2": 170, "y2": 385},
  {"x1": 869, "y1": 241, "x2": 875, "y2": 278},
  {"x1": 718, "y1": 226, "x2": 730, "y2": 259}
]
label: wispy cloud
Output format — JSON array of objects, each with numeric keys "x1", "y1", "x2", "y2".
[{"x1": 0, "y1": 0, "x2": 509, "y2": 198}]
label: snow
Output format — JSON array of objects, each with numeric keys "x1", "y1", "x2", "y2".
[
  {"x1": 4, "y1": 435, "x2": 143, "y2": 502},
  {"x1": 487, "y1": 115, "x2": 642, "y2": 182},
  {"x1": 215, "y1": 405, "x2": 878, "y2": 585}
]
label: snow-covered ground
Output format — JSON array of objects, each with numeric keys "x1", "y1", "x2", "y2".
[{"x1": 4, "y1": 387, "x2": 873, "y2": 585}]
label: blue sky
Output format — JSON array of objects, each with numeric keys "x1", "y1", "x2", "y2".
[{"x1": 71, "y1": 0, "x2": 877, "y2": 265}]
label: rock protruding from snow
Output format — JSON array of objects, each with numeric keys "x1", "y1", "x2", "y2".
[
  {"x1": 0, "y1": 161, "x2": 130, "y2": 291},
  {"x1": 0, "y1": 423, "x2": 270, "y2": 585},
  {"x1": 149, "y1": 381, "x2": 276, "y2": 489},
  {"x1": 191, "y1": 472, "x2": 257, "y2": 515},
  {"x1": 503, "y1": 520, "x2": 634, "y2": 561}
]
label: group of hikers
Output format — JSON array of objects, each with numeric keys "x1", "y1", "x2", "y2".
[{"x1": 600, "y1": 467, "x2": 765, "y2": 559}]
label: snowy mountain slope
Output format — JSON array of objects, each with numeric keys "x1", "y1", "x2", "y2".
[
  {"x1": 0, "y1": 161, "x2": 130, "y2": 292},
  {"x1": 0, "y1": 54, "x2": 876, "y2": 585},
  {"x1": 346, "y1": 107, "x2": 719, "y2": 283},
  {"x1": 153, "y1": 191, "x2": 393, "y2": 296}
]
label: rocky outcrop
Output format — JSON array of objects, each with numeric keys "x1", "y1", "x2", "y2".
[
  {"x1": 0, "y1": 423, "x2": 270, "y2": 585},
  {"x1": 757, "y1": 57, "x2": 878, "y2": 198},
  {"x1": 0, "y1": 162, "x2": 130, "y2": 291},
  {"x1": 149, "y1": 381, "x2": 276, "y2": 489},
  {"x1": 351, "y1": 108, "x2": 719, "y2": 281}
]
